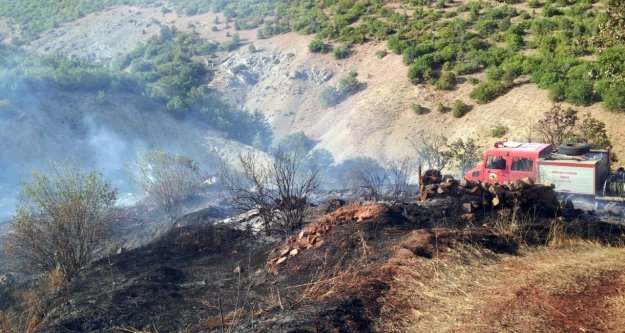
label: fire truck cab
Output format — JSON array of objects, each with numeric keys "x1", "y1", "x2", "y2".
[{"x1": 465, "y1": 141, "x2": 552, "y2": 185}]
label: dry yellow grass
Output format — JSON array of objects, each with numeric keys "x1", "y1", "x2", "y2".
[{"x1": 378, "y1": 243, "x2": 625, "y2": 332}]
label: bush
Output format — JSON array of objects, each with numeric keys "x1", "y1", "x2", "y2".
[
  {"x1": 132, "y1": 150, "x2": 203, "y2": 220},
  {"x1": 542, "y1": 6, "x2": 563, "y2": 17},
  {"x1": 4, "y1": 163, "x2": 118, "y2": 282},
  {"x1": 320, "y1": 86, "x2": 341, "y2": 107},
  {"x1": 470, "y1": 80, "x2": 507, "y2": 103},
  {"x1": 436, "y1": 103, "x2": 447, "y2": 113},
  {"x1": 338, "y1": 71, "x2": 360, "y2": 95},
  {"x1": 491, "y1": 123, "x2": 509, "y2": 137},
  {"x1": 333, "y1": 44, "x2": 351, "y2": 59},
  {"x1": 528, "y1": 0, "x2": 542, "y2": 8},
  {"x1": 411, "y1": 103, "x2": 426, "y2": 115},
  {"x1": 375, "y1": 50, "x2": 388, "y2": 58},
  {"x1": 218, "y1": 33, "x2": 241, "y2": 51},
  {"x1": 452, "y1": 100, "x2": 471, "y2": 118},
  {"x1": 601, "y1": 85, "x2": 625, "y2": 112},
  {"x1": 548, "y1": 82, "x2": 566, "y2": 101},
  {"x1": 309, "y1": 38, "x2": 330, "y2": 53},
  {"x1": 435, "y1": 71, "x2": 457, "y2": 90},
  {"x1": 565, "y1": 79, "x2": 595, "y2": 106}
]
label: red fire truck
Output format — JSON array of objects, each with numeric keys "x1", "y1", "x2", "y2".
[{"x1": 464, "y1": 141, "x2": 625, "y2": 205}]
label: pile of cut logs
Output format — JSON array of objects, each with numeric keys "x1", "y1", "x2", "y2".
[{"x1": 419, "y1": 170, "x2": 560, "y2": 215}]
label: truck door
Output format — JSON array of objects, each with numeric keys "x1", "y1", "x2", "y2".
[{"x1": 485, "y1": 155, "x2": 508, "y2": 183}]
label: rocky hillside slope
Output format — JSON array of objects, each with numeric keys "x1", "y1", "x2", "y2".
[{"x1": 15, "y1": 3, "x2": 625, "y2": 164}]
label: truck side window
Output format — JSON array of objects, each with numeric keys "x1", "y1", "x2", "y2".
[
  {"x1": 486, "y1": 156, "x2": 506, "y2": 170},
  {"x1": 511, "y1": 157, "x2": 533, "y2": 171}
]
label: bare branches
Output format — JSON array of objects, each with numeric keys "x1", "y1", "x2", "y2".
[
  {"x1": 386, "y1": 157, "x2": 415, "y2": 196},
  {"x1": 536, "y1": 105, "x2": 578, "y2": 147},
  {"x1": 407, "y1": 132, "x2": 453, "y2": 172},
  {"x1": 131, "y1": 150, "x2": 203, "y2": 221},
  {"x1": 344, "y1": 158, "x2": 389, "y2": 200},
  {"x1": 220, "y1": 147, "x2": 320, "y2": 235}
]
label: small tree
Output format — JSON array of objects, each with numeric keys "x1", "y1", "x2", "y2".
[
  {"x1": 448, "y1": 138, "x2": 481, "y2": 176},
  {"x1": 452, "y1": 100, "x2": 471, "y2": 118},
  {"x1": 599, "y1": 0, "x2": 625, "y2": 47},
  {"x1": 564, "y1": 112, "x2": 613, "y2": 154},
  {"x1": 4, "y1": 163, "x2": 118, "y2": 281},
  {"x1": 221, "y1": 147, "x2": 320, "y2": 235},
  {"x1": 132, "y1": 150, "x2": 203, "y2": 221},
  {"x1": 386, "y1": 157, "x2": 415, "y2": 196},
  {"x1": 345, "y1": 158, "x2": 389, "y2": 200},
  {"x1": 408, "y1": 133, "x2": 453, "y2": 172},
  {"x1": 536, "y1": 104, "x2": 578, "y2": 147}
]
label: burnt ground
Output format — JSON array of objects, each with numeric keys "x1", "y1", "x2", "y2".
[{"x1": 3, "y1": 198, "x2": 625, "y2": 332}]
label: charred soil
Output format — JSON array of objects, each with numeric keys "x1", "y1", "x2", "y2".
[{"x1": 3, "y1": 198, "x2": 625, "y2": 332}]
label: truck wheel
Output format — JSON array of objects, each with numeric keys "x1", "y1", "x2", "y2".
[{"x1": 559, "y1": 142, "x2": 591, "y2": 155}]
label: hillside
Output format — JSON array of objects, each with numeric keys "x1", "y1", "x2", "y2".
[
  {"x1": 2, "y1": 1, "x2": 625, "y2": 332},
  {"x1": 3, "y1": 199, "x2": 625, "y2": 332},
  {"x1": 7, "y1": 1, "x2": 624, "y2": 164}
]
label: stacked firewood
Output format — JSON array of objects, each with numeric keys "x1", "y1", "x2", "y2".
[{"x1": 419, "y1": 170, "x2": 560, "y2": 215}]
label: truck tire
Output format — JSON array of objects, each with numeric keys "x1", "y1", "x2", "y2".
[{"x1": 559, "y1": 142, "x2": 590, "y2": 155}]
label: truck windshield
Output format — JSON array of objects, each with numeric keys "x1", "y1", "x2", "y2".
[{"x1": 486, "y1": 156, "x2": 506, "y2": 170}]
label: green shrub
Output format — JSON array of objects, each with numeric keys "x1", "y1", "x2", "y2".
[
  {"x1": 338, "y1": 71, "x2": 360, "y2": 95},
  {"x1": 218, "y1": 34, "x2": 241, "y2": 52},
  {"x1": 470, "y1": 80, "x2": 507, "y2": 103},
  {"x1": 542, "y1": 6, "x2": 563, "y2": 17},
  {"x1": 375, "y1": 50, "x2": 388, "y2": 58},
  {"x1": 468, "y1": 77, "x2": 480, "y2": 85},
  {"x1": 452, "y1": 100, "x2": 471, "y2": 118},
  {"x1": 490, "y1": 123, "x2": 509, "y2": 137},
  {"x1": 320, "y1": 86, "x2": 341, "y2": 107},
  {"x1": 528, "y1": 0, "x2": 542, "y2": 8},
  {"x1": 565, "y1": 79, "x2": 595, "y2": 106},
  {"x1": 547, "y1": 82, "x2": 566, "y2": 101},
  {"x1": 309, "y1": 38, "x2": 330, "y2": 53},
  {"x1": 486, "y1": 66, "x2": 505, "y2": 81},
  {"x1": 436, "y1": 103, "x2": 447, "y2": 113},
  {"x1": 435, "y1": 71, "x2": 456, "y2": 90},
  {"x1": 601, "y1": 85, "x2": 625, "y2": 112},
  {"x1": 411, "y1": 103, "x2": 426, "y2": 115},
  {"x1": 333, "y1": 44, "x2": 351, "y2": 59}
]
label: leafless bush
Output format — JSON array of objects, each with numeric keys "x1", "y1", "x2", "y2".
[
  {"x1": 4, "y1": 163, "x2": 118, "y2": 282},
  {"x1": 386, "y1": 157, "x2": 415, "y2": 196},
  {"x1": 536, "y1": 104, "x2": 578, "y2": 147},
  {"x1": 131, "y1": 150, "x2": 204, "y2": 221},
  {"x1": 344, "y1": 158, "x2": 389, "y2": 200},
  {"x1": 221, "y1": 147, "x2": 320, "y2": 235},
  {"x1": 408, "y1": 132, "x2": 453, "y2": 172}
]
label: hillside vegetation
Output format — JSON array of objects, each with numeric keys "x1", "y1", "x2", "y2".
[{"x1": 2, "y1": 0, "x2": 625, "y2": 113}]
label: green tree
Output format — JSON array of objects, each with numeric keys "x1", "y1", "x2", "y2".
[{"x1": 4, "y1": 163, "x2": 118, "y2": 282}]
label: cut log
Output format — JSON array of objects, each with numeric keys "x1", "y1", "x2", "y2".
[{"x1": 275, "y1": 257, "x2": 287, "y2": 265}]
